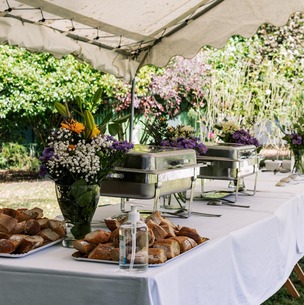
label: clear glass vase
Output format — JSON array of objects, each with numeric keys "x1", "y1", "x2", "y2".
[
  {"x1": 55, "y1": 183, "x2": 100, "y2": 247},
  {"x1": 292, "y1": 149, "x2": 304, "y2": 175}
]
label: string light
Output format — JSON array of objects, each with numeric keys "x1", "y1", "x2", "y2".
[{"x1": 1, "y1": 0, "x2": 221, "y2": 54}]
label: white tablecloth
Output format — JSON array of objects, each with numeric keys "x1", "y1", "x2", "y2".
[{"x1": 1, "y1": 172, "x2": 304, "y2": 305}]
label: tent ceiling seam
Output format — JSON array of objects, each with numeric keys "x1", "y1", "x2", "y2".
[{"x1": 15, "y1": 0, "x2": 151, "y2": 41}]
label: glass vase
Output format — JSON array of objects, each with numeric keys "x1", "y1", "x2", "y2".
[
  {"x1": 292, "y1": 149, "x2": 304, "y2": 175},
  {"x1": 55, "y1": 183, "x2": 100, "y2": 248}
]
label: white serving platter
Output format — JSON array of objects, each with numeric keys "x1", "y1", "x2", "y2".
[
  {"x1": 0, "y1": 239, "x2": 62, "y2": 258},
  {"x1": 73, "y1": 239, "x2": 209, "y2": 267}
]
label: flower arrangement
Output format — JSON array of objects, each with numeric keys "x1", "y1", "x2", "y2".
[
  {"x1": 40, "y1": 102, "x2": 133, "y2": 186},
  {"x1": 39, "y1": 97, "x2": 133, "y2": 241},
  {"x1": 214, "y1": 121, "x2": 260, "y2": 149},
  {"x1": 274, "y1": 115, "x2": 304, "y2": 173},
  {"x1": 160, "y1": 124, "x2": 208, "y2": 155},
  {"x1": 274, "y1": 115, "x2": 304, "y2": 150}
]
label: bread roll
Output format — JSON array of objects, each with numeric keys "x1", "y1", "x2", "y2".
[
  {"x1": 0, "y1": 239, "x2": 16, "y2": 253},
  {"x1": 30, "y1": 207, "x2": 44, "y2": 218},
  {"x1": 2, "y1": 208, "x2": 17, "y2": 218},
  {"x1": 9, "y1": 234, "x2": 27, "y2": 249},
  {"x1": 85, "y1": 230, "x2": 110, "y2": 244},
  {"x1": 24, "y1": 219, "x2": 40, "y2": 235},
  {"x1": 146, "y1": 211, "x2": 163, "y2": 225},
  {"x1": 36, "y1": 218, "x2": 50, "y2": 229},
  {"x1": 17, "y1": 235, "x2": 44, "y2": 254},
  {"x1": 15, "y1": 209, "x2": 37, "y2": 222},
  {"x1": 126, "y1": 249, "x2": 148, "y2": 264},
  {"x1": 109, "y1": 228, "x2": 119, "y2": 247},
  {"x1": 148, "y1": 248, "x2": 167, "y2": 264},
  {"x1": 153, "y1": 239, "x2": 180, "y2": 258},
  {"x1": 148, "y1": 228, "x2": 155, "y2": 247},
  {"x1": 146, "y1": 219, "x2": 167, "y2": 240},
  {"x1": 73, "y1": 239, "x2": 95, "y2": 254},
  {"x1": 0, "y1": 232, "x2": 10, "y2": 239},
  {"x1": 0, "y1": 213, "x2": 18, "y2": 233},
  {"x1": 48, "y1": 219, "x2": 66, "y2": 238},
  {"x1": 160, "y1": 217, "x2": 177, "y2": 230},
  {"x1": 110, "y1": 247, "x2": 120, "y2": 261},
  {"x1": 177, "y1": 226, "x2": 202, "y2": 244},
  {"x1": 169, "y1": 236, "x2": 196, "y2": 253},
  {"x1": 104, "y1": 218, "x2": 121, "y2": 232},
  {"x1": 160, "y1": 223, "x2": 176, "y2": 238},
  {"x1": 88, "y1": 243, "x2": 114, "y2": 260},
  {"x1": 39, "y1": 228, "x2": 60, "y2": 242},
  {"x1": 12, "y1": 221, "x2": 26, "y2": 234}
]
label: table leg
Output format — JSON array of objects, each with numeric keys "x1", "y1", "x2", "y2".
[
  {"x1": 294, "y1": 263, "x2": 304, "y2": 285},
  {"x1": 284, "y1": 278, "x2": 300, "y2": 298}
]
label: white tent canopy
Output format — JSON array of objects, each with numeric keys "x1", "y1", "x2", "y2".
[{"x1": 0, "y1": 0, "x2": 303, "y2": 82}]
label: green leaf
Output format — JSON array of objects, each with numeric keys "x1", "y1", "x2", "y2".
[
  {"x1": 69, "y1": 179, "x2": 88, "y2": 198},
  {"x1": 76, "y1": 190, "x2": 94, "y2": 207},
  {"x1": 91, "y1": 88, "x2": 102, "y2": 104},
  {"x1": 75, "y1": 96, "x2": 83, "y2": 113},
  {"x1": 99, "y1": 112, "x2": 113, "y2": 126},
  {"x1": 108, "y1": 123, "x2": 120, "y2": 136},
  {"x1": 54, "y1": 102, "x2": 69, "y2": 117},
  {"x1": 84, "y1": 110, "x2": 95, "y2": 131},
  {"x1": 112, "y1": 114, "x2": 130, "y2": 123}
]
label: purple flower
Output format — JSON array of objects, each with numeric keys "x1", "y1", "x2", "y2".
[
  {"x1": 231, "y1": 129, "x2": 260, "y2": 148},
  {"x1": 160, "y1": 136, "x2": 207, "y2": 155},
  {"x1": 40, "y1": 147, "x2": 54, "y2": 161},
  {"x1": 291, "y1": 133, "x2": 302, "y2": 146},
  {"x1": 39, "y1": 164, "x2": 48, "y2": 177}
]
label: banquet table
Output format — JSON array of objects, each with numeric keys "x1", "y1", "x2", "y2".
[{"x1": 1, "y1": 171, "x2": 304, "y2": 305}]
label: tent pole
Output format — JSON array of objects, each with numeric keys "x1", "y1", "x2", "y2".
[{"x1": 129, "y1": 77, "x2": 136, "y2": 142}]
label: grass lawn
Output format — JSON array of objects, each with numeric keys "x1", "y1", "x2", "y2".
[{"x1": 0, "y1": 178, "x2": 304, "y2": 304}]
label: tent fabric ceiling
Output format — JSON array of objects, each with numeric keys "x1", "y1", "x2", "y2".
[{"x1": 0, "y1": 0, "x2": 303, "y2": 81}]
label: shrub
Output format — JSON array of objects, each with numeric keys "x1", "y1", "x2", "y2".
[{"x1": 0, "y1": 143, "x2": 40, "y2": 171}]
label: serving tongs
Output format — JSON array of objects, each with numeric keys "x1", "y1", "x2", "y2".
[
  {"x1": 139, "y1": 208, "x2": 221, "y2": 218},
  {"x1": 207, "y1": 200, "x2": 250, "y2": 208}
]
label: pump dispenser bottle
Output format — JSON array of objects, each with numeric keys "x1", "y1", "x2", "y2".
[{"x1": 119, "y1": 205, "x2": 148, "y2": 272}]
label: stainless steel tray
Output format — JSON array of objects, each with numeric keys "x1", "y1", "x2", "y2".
[
  {"x1": 197, "y1": 144, "x2": 258, "y2": 180},
  {"x1": 201, "y1": 143, "x2": 257, "y2": 159},
  {"x1": 119, "y1": 146, "x2": 197, "y2": 171}
]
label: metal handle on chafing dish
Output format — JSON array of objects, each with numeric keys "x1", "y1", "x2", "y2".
[{"x1": 167, "y1": 158, "x2": 190, "y2": 168}]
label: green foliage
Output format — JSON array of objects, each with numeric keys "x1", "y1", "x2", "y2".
[
  {"x1": 198, "y1": 12, "x2": 304, "y2": 145},
  {"x1": 0, "y1": 12, "x2": 303, "y2": 150},
  {"x1": 0, "y1": 142, "x2": 39, "y2": 170}
]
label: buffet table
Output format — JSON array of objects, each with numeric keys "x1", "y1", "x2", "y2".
[{"x1": 1, "y1": 171, "x2": 304, "y2": 305}]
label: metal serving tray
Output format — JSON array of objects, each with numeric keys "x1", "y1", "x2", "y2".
[
  {"x1": 118, "y1": 145, "x2": 197, "y2": 171},
  {"x1": 100, "y1": 146, "x2": 199, "y2": 216},
  {"x1": 197, "y1": 143, "x2": 258, "y2": 180}
]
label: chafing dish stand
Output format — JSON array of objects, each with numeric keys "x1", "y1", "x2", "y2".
[
  {"x1": 197, "y1": 143, "x2": 259, "y2": 203},
  {"x1": 100, "y1": 147, "x2": 201, "y2": 217}
]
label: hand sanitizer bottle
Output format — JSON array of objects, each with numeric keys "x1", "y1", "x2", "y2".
[{"x1": 119, "y1": 205, "x2": 148, "y2": 272}]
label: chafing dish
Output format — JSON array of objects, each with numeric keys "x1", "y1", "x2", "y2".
[
  {"x1": 197, "y1": 143, "x2": 259, "y2": 201},
  {"x1": 100, "y1": 146, "x2": 200, "y2": 217}
]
